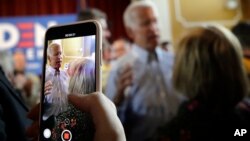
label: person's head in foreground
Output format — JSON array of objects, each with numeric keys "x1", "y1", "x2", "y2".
[
  {"x1": 68, "y1": 58, "x2": 95, "y2": 94},
  {"x1": 173, "y1": 24, "x2": 249, "y2": 110}
]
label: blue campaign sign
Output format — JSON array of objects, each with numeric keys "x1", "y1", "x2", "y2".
[{"x1": 0, "y1": 14, "x2": 77, "y2": 75}]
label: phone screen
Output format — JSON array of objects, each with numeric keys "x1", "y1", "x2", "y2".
[{"x1": 40, "y1": 21, "x2": 101, "y2": 141}]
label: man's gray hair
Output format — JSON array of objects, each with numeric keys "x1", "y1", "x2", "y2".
[
  {"x1": 47, "y1": 43, "x2": 60, "y2": 57},
  {"x1": 123, "y1": 0, "x2": 158, "y2": 28}
]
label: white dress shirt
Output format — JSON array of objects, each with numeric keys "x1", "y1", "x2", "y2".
[
  {"x1": 106, "y1": 44, "x2": 185, "y2": 141},
  {"x1": 43, "y1": 65, "x2": 69, "y2": 119}
]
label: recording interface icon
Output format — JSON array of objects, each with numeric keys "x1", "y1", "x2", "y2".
[{"x1": 61, "y1": 130, "x2": 72, "y2": 141}]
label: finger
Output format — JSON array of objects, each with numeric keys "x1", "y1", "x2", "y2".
[
  {"x1": 26, "y1": 121, "x2": 39, "y2": 138},
  {"x1": 44, "y1": 86, "x2": 52, "y2": 91},
  {"x1": 123, "y1": 64, "x2": 131, "y2": 72},
  {"x1": 44, "y1": 91, "x2": 51, "y2": 96},
  {"x1": 123, "y1": 79, "x2": 133, "y2": 87},
  {"x1": 117, "y1": 74, "x2": 133, "y2": 93},
  {"x1": 27, "y1": 103, "x2": 40, "y2": 120},
  {"x1": 119, "y1": 68, "x2": 133, "y2": 84},
  {"x1": 118, "y1": 64, "x2": 131, "y2": 75},
  {"x1": 122, "y1": 65, "x2": 132, "y2": 76},
  {"x1": 45, "y1": 81, "x2": 52, "y2": 87},
  {"x1": 68, "y1": 94, "x2": 91, "y2": 113}
]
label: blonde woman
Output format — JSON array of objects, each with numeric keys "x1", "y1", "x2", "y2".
[
  {"x1": 52, "y1": 58, "x2": 96, "y2": 141},
  {"x1": 157, "y1": 25, "x2": 250, "y2": 141}
]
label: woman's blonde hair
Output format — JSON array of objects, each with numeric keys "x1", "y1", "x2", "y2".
[
  {"x1": 173, "y1": 24, "x2": 248, "y2": 108},
  {"x1": 68, "y1": 58, "x2": 95, "y2": 94}
]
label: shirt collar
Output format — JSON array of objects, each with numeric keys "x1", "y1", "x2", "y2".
[
  {"x1": 46, "y1": 65, "x2": 60, "y2": 75},
  {"x1": 131, "y1": 44, "x2": 159, "y2": 64}
]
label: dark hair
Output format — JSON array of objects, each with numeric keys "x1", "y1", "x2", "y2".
[
  {"x1": 232, "y1": 22, "x2": 250, "y2": 49},
  {"x1": 77, "y1": 8, "x2": 107, "y2": 21}
]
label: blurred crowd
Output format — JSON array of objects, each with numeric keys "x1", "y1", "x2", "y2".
[{"x1": 1, "y1": 0, "x2": 250, "y2": 141}]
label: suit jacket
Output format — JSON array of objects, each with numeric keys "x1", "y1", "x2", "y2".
[
  {"x1": 0, "y1": 67, "x2": 31, "y2": 141},
  {"x1": 106, "y1": 44, "x2": 185, "y2": 141}
]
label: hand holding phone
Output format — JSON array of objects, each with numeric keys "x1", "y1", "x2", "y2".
[
  {"x1": 68, "y1": 92, "x2": 126, "y2": 141},
  {"x1": 27, "y1": 92, "x2": 126, "y2": 141}
]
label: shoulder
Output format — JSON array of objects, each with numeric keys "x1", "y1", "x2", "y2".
[{"x1": 156, "y1": 47, "x2": 174, "y2": 61}]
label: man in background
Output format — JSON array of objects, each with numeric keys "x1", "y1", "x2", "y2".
[
  {"x1": 106, "y1": 1, "x2": 184, "y2": 140},
  {"x1": 12, "y1": 51, "x2": 40, "y2": 109}
]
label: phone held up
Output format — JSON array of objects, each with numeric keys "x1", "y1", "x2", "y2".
[{"x1": 39, "y1": 20, "x2": 102, "y2": 141}]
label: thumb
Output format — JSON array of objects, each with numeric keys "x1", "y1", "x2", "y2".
[{"x1": 68, "y1": 94, "x2": 91, "y2": 113}]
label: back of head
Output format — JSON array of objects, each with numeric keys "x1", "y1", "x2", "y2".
[
  {"x1": 173, "y1": 24, "x2": 248, "y2": 109},
  {"x1": 232, "y1": 22, "x2": 250, "y2": 50},
  {"x1": 123, "y1": 0, "x2": 158, "y2": 29},
  {"x1": 68, "y1": 58, "x2": 95, "y2": 94},
  {"x1": 77, "y1": 8, "x2": 111, "y2": 41},
  {"x1": 77, "y1": 8, "x2": 107, "y2": 21}
]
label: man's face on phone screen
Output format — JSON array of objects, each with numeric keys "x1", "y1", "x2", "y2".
[{"x1": 48, "y1": 45, "x2": 62, "y2": 70}]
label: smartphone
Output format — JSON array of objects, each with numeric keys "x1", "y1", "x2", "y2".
[{"x1": 39, "y1": 20, "x2": 102, "y2": 141}]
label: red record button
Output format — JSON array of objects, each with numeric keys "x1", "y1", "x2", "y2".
[{"x1": 61, "y1": 130, "x2": 72, "y2": 141}]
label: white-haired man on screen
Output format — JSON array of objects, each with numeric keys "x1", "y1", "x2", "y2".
[
  {"x1": 106, "y1": 1, "x2": 185, "y2": 140},
  {"x1": 43, "y1": 43, "x2": 69, "y2": 119}
]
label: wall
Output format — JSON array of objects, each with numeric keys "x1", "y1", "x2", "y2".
[
  {"x1": 152, "y1": 0, "x2": 173, "y2": 42},
  {"x1": 241, "y1": 0, "x2": 250, "y2": 20},
  {"x1": 168, "y1": 0, "x2": 242, "y2": 46}
]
